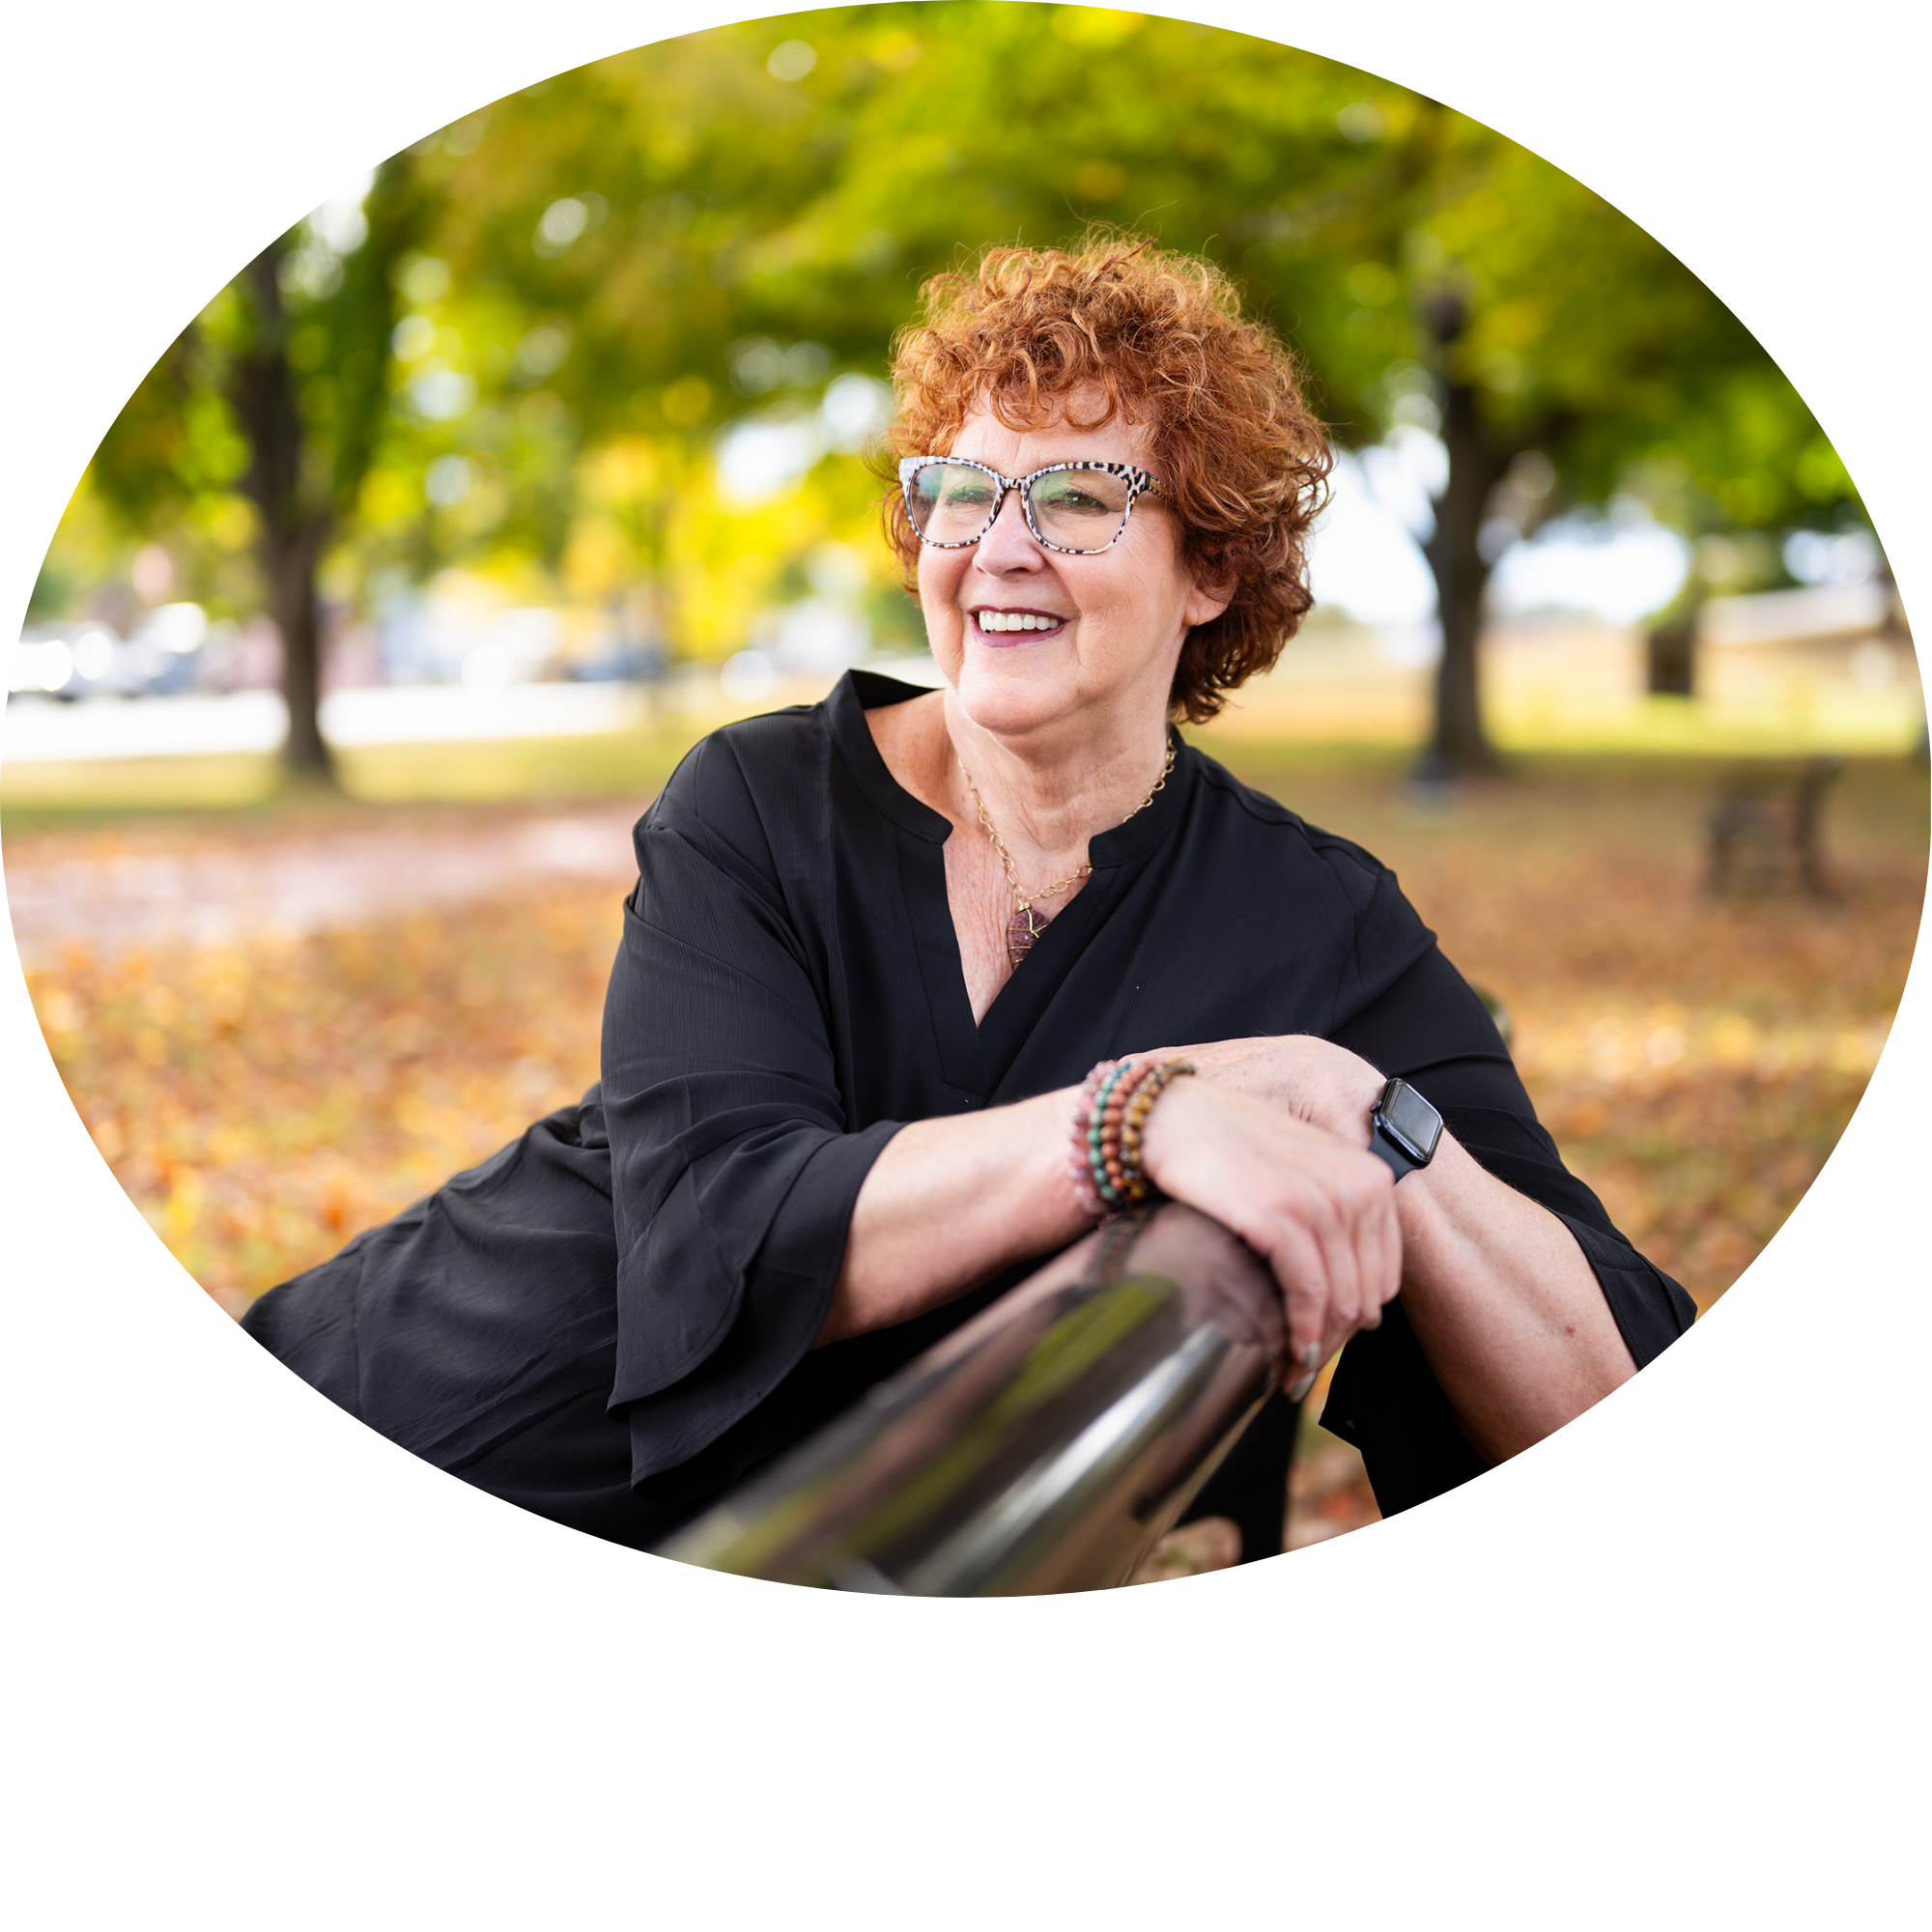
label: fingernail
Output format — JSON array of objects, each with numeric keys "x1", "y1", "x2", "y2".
[{"x1": 1286, "y1": 1371, "x2": 1316, "y2": 1403}]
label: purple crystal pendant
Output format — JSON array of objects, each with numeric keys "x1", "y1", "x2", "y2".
[{"x1": 1007, "y1": 902, "x2": 1049, "y2": 966}]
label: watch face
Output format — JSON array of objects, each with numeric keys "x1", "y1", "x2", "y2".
[{"x1": 1381, "y1": 1080, "x2": 1442, "y2": 1160}]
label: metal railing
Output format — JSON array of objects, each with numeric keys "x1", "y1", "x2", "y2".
[{"x1": 657, "y1": 1202, "x2": 1286, "y2": 1595}]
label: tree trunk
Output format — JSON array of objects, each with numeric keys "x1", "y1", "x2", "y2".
[
  {"x1": 1418, "y1": 296, "x2": 1510, "y2": 781},
  {"x1": 235, "y1": 241, "x2": 336, "y2": 782},
  {"x1": 1644, "y1": 618, "x2": 1696, "y2": 696},
  {"x1": 273, "y1": 522, "x2": 332, "y2": 772}
]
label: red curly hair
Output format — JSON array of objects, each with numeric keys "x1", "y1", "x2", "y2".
[{"x1": 881, "y1": 234, "x2": 1333, "y2": 723}]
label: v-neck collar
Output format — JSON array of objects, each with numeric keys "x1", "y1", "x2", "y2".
[
  {"x1": 827, "y1": 669, "x2": 1197, "y2": 1098},
  {"x1": 829, "y1": 669, "x2": 956, "y2": 842}
]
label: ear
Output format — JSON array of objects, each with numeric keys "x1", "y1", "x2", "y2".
[{"x1": 1181, "y1": 571, "x2": 1236, "y2": 630}]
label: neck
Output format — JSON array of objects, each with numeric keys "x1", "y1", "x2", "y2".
[{"x1": 939, "y1": 688, "x2": 1173, "y2": 867}]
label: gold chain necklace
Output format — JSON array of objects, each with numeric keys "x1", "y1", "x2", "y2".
[{"x1": 959, "y1": 735, "x2": 1176, "y2": 968}]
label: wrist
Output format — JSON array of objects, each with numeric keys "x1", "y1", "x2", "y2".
[
  {"x1": 1366, "y1": 1074, "x2": 1444, "y2": 1182},
  {"x1": 1385, "y1": 1125, "x2": 1467, "y2": 1255},
  {"x1": 1136, "y1": 1065, "x2": 1207, "y2": 1185},
  {"x1": 1070, "y1": 1055, "x2": 1199, "y2": 1215}
]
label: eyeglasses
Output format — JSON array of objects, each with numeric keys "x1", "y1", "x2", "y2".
[{"x1": 897, "y1": 457, "x2": 1165, "y2": 555}]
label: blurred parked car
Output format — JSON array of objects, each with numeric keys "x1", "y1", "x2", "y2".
[{"x1": 10, "y1": 604, "x2": 216, "y2": 701}]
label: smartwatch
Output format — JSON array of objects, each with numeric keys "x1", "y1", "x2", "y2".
[{"x1": 1368, "y1": 1076, "x2": 1442, "y2": 1180}]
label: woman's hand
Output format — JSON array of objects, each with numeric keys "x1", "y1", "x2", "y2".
[
  {"x1": 1144, "y1": 1034, "x2": 1386, "y2": 1146},
  {"x1": 833, "y1": 1041, "x2": 1634, "y2": 1465},
  {"x1": 1137, "y1": 1075, "x2": 1402, "y2": 1393}
]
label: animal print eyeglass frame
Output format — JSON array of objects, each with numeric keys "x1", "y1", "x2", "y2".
[{"x1": 897, "y1": 457, "x2": 1167, "y2": 555}]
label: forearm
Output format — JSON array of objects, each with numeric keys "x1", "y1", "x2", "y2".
[
  {"x1": 1165, "y1": 1034, "x2": 1638, "y2": 1456},
  {"x1": 818, "y1": 1087, "x2": 1088, "y2": 1344},
  {"x1": 1393, "y1": 1133, "x2": 1636, "y2": 1463}
]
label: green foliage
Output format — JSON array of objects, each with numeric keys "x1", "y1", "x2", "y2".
[{"x1": 52, "y1": 3, "x2": 1863, "y2": 654}]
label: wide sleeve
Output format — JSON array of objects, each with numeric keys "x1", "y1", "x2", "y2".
[
  {"x1": 599, "y1": 733, "x2": 902, "y2": 1486},
  {"x1": 1320, "y1": 944, "x2": 1697, "y2": 1516}
]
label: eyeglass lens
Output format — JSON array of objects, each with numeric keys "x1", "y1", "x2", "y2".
[{"x1": 905, "y1": 462, "x2": 1135, "y2": 551}]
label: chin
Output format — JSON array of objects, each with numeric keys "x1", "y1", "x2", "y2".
[{"x1": 952, "y1": 646, "x2": 1086, "y2": 737}]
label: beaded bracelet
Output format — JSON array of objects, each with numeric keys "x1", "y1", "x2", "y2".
[
  {"x1": 1090, "y1": 1057, "x2": 1153, "y2": 1209},
  {"x1": 1069, "y1": 1056, "x2": 1133, "y2": 1219},
  {"x1": 1067, "y1": 1054, "x2": 1197, "y2": 1218},
  {"x1": 1113, "y1": 1058, "x2": 1195, "y2": 1206},
  {"x1": 1066, "y1": 1059, "x2": 1119, "y2": 1220}
]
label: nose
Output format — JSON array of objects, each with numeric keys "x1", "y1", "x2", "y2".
[{"x1": 973, "y1": 484, "x2": 1044, "y2": 575}]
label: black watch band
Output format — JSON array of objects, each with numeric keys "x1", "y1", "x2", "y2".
[{"x1": 1368, "y1": 1076, "x2": 1443, "y2": 1181}]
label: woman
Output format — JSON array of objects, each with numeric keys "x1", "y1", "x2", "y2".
[{"x1": 244, "y1": 237, "x2": 1693, "y2": 1559}]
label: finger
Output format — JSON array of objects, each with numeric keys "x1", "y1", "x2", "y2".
[
  {"x1": 1292, "y1": 1148, "x2": 1384, "y2": 1343},
  {"x1": 1289, "y1": 1167, "x2": 1368, "y2": 1353},
  {"x1": 1298, "y1": 1213, "x2": 1360, "y2": 1368},
  {"x1": 1275, "y1": 1182, "x2": 1368, "y2": 1383},
  {"x1": 1243, "y1": 1142, "x2": 1373, "y2": 1362},
  {"x1": 1349, "y1": 1173, "x2": 1400, "y2": 1329},
  {"x1": 1260, "y1": 1213, "x2": 1333, "y2": 1370},
  {"x1": 1308, "y1": 1177, "x2": 1366, "y2": 1343}
]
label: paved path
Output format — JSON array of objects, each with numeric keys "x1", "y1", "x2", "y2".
[{"x1": 4, "y1": 805, "x2": 644, "y2": 965}]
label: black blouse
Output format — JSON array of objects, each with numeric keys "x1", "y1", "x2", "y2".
[{"x1": 244, "y1": 669, "x2": 1694, "y2": 1549}]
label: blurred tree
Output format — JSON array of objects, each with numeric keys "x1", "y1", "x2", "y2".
[
  {"x1": 90, "y1": 157, "x2": 427, "y2": 779},
  {"x1": 676, "y1": 7, "x2": 1861, "y2": 776},
  {"x1": 235, "y1": 165, "x2": 426, "y2": 775},
  {"x1": 444, "y1": 5, "x2": 1856, "y2": 772},
  {"x1": 69, "y1": 4, "x2": 1863, "y2": 777}
]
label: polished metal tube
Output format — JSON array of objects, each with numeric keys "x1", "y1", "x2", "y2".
[{"x1": 656, "y1": 1202, "x2": 1286, "y2": 1595}]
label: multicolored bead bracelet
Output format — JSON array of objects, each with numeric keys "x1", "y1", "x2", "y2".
[
  {"x1": 1066, "y1": 1059, "x2": 1119, "y2": 1220},
  {"x1": 1068, "y1": 1054, "x2": 1198, "y2": 1219}
]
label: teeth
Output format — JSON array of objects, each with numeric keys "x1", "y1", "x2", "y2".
[{"x1": 977, "y1": 611, "x2": 1059, "y2": 633}]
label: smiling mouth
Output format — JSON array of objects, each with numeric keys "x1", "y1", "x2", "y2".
[{"x1": 971, "y1": 609, "x2": 1067, "y2": 640}]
